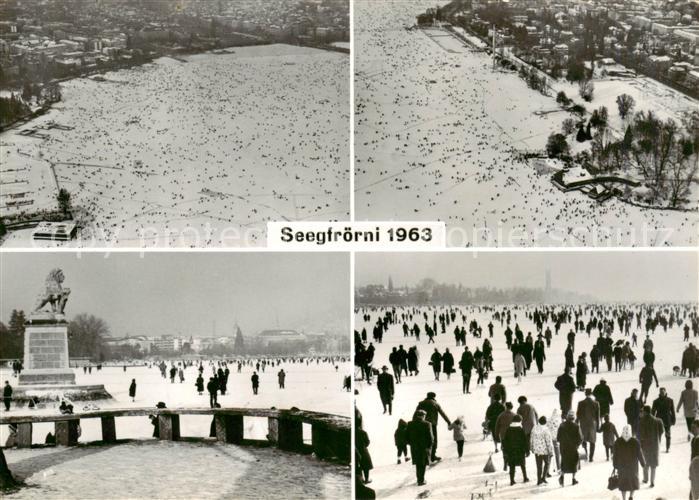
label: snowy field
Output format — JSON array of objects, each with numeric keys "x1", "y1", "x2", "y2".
[
  {"x1": 1, "y1": 44, "x2": 349, "y2": 248},
  {"x1": 354, "y1": 0, "x2": 698, "y2": 247},
  {"x1": 355, "y1": 305, "x2": 697, "y2": 499}
]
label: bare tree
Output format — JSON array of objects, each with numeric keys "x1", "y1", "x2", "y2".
[
  {"x1": 578, "y1": 78, "x2": 594, "y2": 102},
  {"x1": 631, "y1": 112, "x2": 678, "y2": 201},
  {"x1": 616, "y1": 93, "x2": 635, "y2": 121},
  {"x1": 666, "y1": 138, "x2": 698, "y2": 208}
]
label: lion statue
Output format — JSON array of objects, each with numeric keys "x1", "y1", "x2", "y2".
[{"x1": 34, "y1": 268, "x2": 70, "y2": 315}]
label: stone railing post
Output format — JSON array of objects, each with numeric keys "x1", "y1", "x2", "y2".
[
  {"x1": 101, "y1": 416, "x2": 117, "y2": 443},
  {"x1": 277, "y1": 417, "x2": 304, "y2": 452},
  {"x1": 214, "y1": 414, "x2": 244, "y2": 444},
  {"x1": 55, "y1": 419, "x2": 80, "y2": 446},
  {"x1": 157, "y1": 414, "x2": 180, "y2": 441},
  {"x1": 17, "y1": 422, "x2": 32, "y2": 448}
]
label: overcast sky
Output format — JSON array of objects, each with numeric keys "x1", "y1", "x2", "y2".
[
  {"x1": 356, "y1": 252, "x2": 698, "y2": 303},
  {"x1": 1, "y1": 253, "x2": 349, "y2": 337}
]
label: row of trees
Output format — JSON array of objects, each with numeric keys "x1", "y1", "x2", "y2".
[{"x1": 0, "y1": 310, "x2": 111, "y2": 361}]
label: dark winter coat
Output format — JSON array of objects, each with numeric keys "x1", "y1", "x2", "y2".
[
  {"x1": 651, "y1": 395, "x2": 676, "y2": 428},
  {"x1": 416, "y1": 397, "x2": 450, "y2": 427},
  {"x1": 485, "y1": 401, "x2": 505, "y2": 434},
  {"x1": 356, "y1": 429, "x2": 373, "y2": 471},
  {"x1": 128, "y1": 382, "x2": 136, "y2": 398},
  {"x1": 442, "y1": 352, "x2": 455, "y2": 374},
  {"x1": 407, "y1": 418, "x2": 433, "y2": 466},
  {"x1": 502, "y1": 424, "x2": 528, "y2": 465},
  {"x1": 495, "y1": 409, "x2": 516, "y2": 443},
  {"x1": 576, "y1": 397, "x2": 600, "y2": 443},
  {"x1": 377, "y1": 372, "x2": 394, "y2": 402},
  {"x1": 555, "y1": 373, "x2": 576, "y2": 413},
  {"x1": 613, "y1": 437, "x2": 645, "y2": 492},
  {"x1": 557, "y1": 420, "x2": 583, "y2": 473},
  {"x1": 592, "y1": 382, "x2": 613, "y2": 417},
  {"x1": 639, "y1": 413, "x2": 664, "y2": 467}
]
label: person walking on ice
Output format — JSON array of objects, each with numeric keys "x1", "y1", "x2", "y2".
[{"x1": 128, "y1": 378, "x2": 136, "y2": 402}]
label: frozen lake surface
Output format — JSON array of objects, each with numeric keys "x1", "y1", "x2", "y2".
[
  {"x1": 355, "y1": 304, "x2": 695, "y2": 499},
  {"x1": 1, "y1": 44, "x2": 349, "y2": 247}
]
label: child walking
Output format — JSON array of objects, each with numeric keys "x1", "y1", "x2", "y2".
[
  {"x1": 394, "y1": 419, "x2": 410, "y2": 464},
  {"x1": 449, "y1": 417, "x2": 467, "y2": 460},
  {"x1": 600, "y1": 414, "x2": 619, "y2": 461}
]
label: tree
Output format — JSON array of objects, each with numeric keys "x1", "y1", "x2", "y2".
[
  {"x1": 21, "y1": 81, "x2": 32, "y2": 102},
  {"x1": 566, "y1": 59, "x2": 587, "y2": 82},
  {"x1": 578, "y1": 78, "x2": 594, "y2": 102},
  {"x1": 0, "y1": 310, "x2": 26, "y2": 359},
  {"x1": 570, "y1": 104, "x2": 587, "y2": 118},
  {"x1": 546, "y1": 133, "x2": 570, "y2": 159},
  {"x1": 556, "y1": 91, "x2": 571, "y2": 107},
  {"x1": 57, "y1": 188, "x2": 71, "y2": 218},
  {"x1": 561, "y1": 118, "x2": 577, "y2": 135},
  {"x1": 666, "y1": 137, "x2": 698, "y2": 208},
  {"x1": 631, "y1": 112, "x2": 686, "y2": 204},
  {"x1": 590, "y1": 106, "x2": 608, "y2": 131},
  {"x1": 616, "y1": 94, "x2": 635, "y2": 121},
  {"x1": 68, "y1": 313, "x2": 111, "y2": 360}
]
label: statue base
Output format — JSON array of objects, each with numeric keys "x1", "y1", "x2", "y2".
[
  {"x1": 18, "y1": 369, "x2": 76, "y2": 385},
  {"x1": 20, "y1": 321, "x2": 73, "y2": 386},
  {"x1": 11, "y1": 384, "x2": 112, "y2": 406}
]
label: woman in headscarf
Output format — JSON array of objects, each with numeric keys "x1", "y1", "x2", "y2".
[{"x1": 613, "y1": 425, "x2": 646, "y2": 500}]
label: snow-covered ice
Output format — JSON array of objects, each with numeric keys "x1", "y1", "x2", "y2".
[
  {"x1": 353, "y1": 0, "x2": 698, "y2": 247},
  {"x1": 1, "y1": 44, "x2": 349, "y2": 248},
  {"x1": 355, "y1": 305, "x2": 696, "y2": 499}
]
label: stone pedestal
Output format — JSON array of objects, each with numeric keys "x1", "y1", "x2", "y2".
[{"x1": 18, "y1": 321, "x2": 75, "y2": 386}]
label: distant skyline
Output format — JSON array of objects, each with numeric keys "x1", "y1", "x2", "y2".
[
  {"x1": 356, "y1": 252, "x2": 698, "y2": 303},
  {"x1": 1, "y1": 253, "x2": 349, "y2": 337}
]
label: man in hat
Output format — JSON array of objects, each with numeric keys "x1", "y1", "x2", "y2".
[
  {"x1": 377, "y1": 365, "x2": 395, "y2": 415},
  {"x1": 416, "y1": 392, "x2": 452, "y2": 463},
  {"x1": 555, "y1": 368, "x2": 576, "y2": 414},
  {"x1": 407, "y1": 409, "x2": 433, "y2": 486},
  {"x1": 592, "y1": 378, "x2": 613, "y2": 418},
  {"x1": 576, "y1": 388, "x2": 601, "y2": 461}
]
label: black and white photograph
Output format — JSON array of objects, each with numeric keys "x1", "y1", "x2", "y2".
[
  {"x1": 0, "y1": 252, "x2": 351, "y2": 498},
  {"x1": 354, "y1": 0, "x2": 699, "y2": 247},
  {"x1": 354, "y1": 251, "x2": 698, "y2": 499},
  {"x1": 0, "y1": 0, "x2": 350, "y2": 248}
]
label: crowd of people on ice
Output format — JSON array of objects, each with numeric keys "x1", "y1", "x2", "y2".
[
  {"x1": 355, "y1": 303, "x2": 699, "y2": 499},
  {"x1": 4, "y1": 45, "x2": 349, "y2": 247}
]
